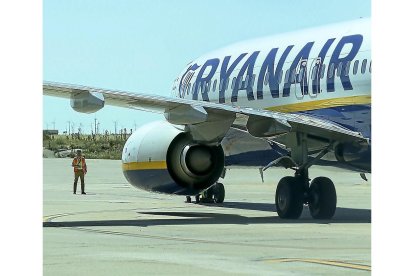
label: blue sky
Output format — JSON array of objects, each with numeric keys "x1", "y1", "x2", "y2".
[{"x1": 43, "y1": 0, "x2": 371, "y2": 134}]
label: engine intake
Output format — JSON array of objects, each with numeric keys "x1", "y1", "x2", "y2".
[
  {"x1": 167, "y1": 133, "x2": 224, "y2": 191},
  {"x1": 122, "y1": 121, "x2": 224, "y2": 195}
]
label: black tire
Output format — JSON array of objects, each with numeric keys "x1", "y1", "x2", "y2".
[
  {"x1": 309, "y1": 177, "x2": 337, "y2": 219},
  {"x1": 275, "y1": 176, "x2": 304, "y2": 219},
  {"x1": 195, "y1": 194, "x2": 200, "y2": 203},
  {"x1": 185, "y1": 196, "x2": 191, "y2": 203},
  {"x1": 212, "y1": 182, "x2": 225, "y2": 203}
]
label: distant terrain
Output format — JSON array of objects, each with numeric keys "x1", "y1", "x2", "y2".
[{"x1": 43, "y1": 133, "x2": 129, "y2": 160}]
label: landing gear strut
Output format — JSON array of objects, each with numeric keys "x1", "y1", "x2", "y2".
[
  {"x1": 185, "y1": 182, "x2": 225, "y2": 204},
  {"x1": 265, "y1": 133, "x2": 337, "y2": 219},
  {"x1": 275, "y1": 166, "x2": 336, "y2": 219}
]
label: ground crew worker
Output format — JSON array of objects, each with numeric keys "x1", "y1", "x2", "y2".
[{"x1": 72, "y1": 149, "x2": 87, "y2": 194}]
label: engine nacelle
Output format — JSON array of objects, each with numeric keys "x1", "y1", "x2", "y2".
[
  {"x1": 70, "y1": 90, "x2": 104, "y2": 113},
  {"x1": 122, "y1": 121, "x2": 225, "y2": 195},
  {"x1": 334, "y1": 141, "x2": 371, "y2": 172}
]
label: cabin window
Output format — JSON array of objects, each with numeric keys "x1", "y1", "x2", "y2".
[
  {"x1": 344, "y1": 61, "x2": 350, "y2": 77},
  {"x1": 278, "y1": 70, "x2": 283, "y2": 84},
  {"x1": 353, "y1": 60, "x2": 359, "y2": 75},
  {"x1": 187, "y1": 83, "x2": 191, "y2": 95},
  {"x1": 213, "y1": 79, "x2": 217, "y2": 92},
  {"x1": 251, "y1": 74, "x2": 256, "y2": 88},
  {"x1": 264, "y1": 72, "x2": 269, "y2": 85},
  {"x1": 337, "y1": 62, "x2": 342, "y2": 77},
  {"x1": 200, "y1": 82, "x2": 204, "y2": 94},
  {"x1": 328, "y1": 63, "x2": 335, "y2": 78},
  {"x1": 311, "y1": 65, "x2": 317, "y2": 80},
  {"x1": 206, "y1": 80, "x2": 211, "y2": 93},
  {"x1": 361, "y1": 59, "x2": 367, "y2": 74},
  {"x1": 320, "y1": 64, "x2": 325, "y2": 79},
  {"x1": 284, "y1": 70, "x2": 290, "y2": 84},
  {"x1": 298, "y1": 67, "x2": 305, "y2": 82},
  {"x1": 290, "y1": 69, "x2": 296, "y2": 83},
  {"x1": 369, "y1": 60, "x2": 372, "y2": 73},
  {"x1": 231, "y1": 77, "x2": 236, "y2": 89}
]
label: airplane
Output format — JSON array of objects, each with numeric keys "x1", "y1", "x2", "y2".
[{"x1": 43, "y1": 18, "x2": 371, "y2": 220}]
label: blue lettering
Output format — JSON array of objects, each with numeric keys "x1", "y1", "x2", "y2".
[
  {"x1": 231, "y1": 51, "x2": 260, "y2": 102},
  {"x1": 312, "y1": 38, "x2": 335, "y2": 94},
  {"x1": 327, "y1": 34, "x2": 363, "y2": 92},
  {"x1": 257, "y1": 45, "x2": 293, "y2": 100},
  {"x1": 192, "y1": 58, "x2": 220, "y2": 101},
  {"x1": 283, "y1": 42, "x2": 314, "y2": 97},
  {"x1": 179, "y1": 63, "x2": 199, "y2": 98},
  {"x1": 219, "y1": 53, "x2": 247, "y2": 103}
]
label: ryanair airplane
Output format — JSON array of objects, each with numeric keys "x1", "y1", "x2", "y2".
[{"x1": 44, "y1": 18, "x2": 371, "y2": 220}]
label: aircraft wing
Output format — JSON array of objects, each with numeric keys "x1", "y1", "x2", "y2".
[{"x1": 43, "y1": 81, "x2": 367, "y2": 144}]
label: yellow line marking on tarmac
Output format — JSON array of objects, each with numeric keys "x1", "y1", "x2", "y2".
[{"x1": 264, "y1": 258, "x2": 371, "y2": 271}]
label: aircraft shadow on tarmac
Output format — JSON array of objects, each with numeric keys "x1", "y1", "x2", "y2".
[{"x1": 43, "y1": 201, "x2": 371, "y2": 228}]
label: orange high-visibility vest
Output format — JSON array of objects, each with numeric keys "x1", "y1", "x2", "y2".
[{"x1": 72, "y1": 156, "x2": 87, "y2": 173}]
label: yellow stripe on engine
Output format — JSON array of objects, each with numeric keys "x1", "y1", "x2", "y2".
[
  {"x1": 122, "y1": 161, "x2": 167, "y2": 171},
  {"x1": 265, "y1": 95, "x2": 371, "y2": 113}
]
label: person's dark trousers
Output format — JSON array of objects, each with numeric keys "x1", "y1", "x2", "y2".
[{"x1": 73, "y1": 171, "x2": 85, "y2": 194}]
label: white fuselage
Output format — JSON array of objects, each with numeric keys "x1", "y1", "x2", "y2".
[{"x1": 172, "y1": 18, "x2": 371, "y2": 124}]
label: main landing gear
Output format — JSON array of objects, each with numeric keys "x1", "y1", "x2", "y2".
[
  {"x1": 185, "y1": 182, "x2": 225, "y2": 204},
  {"x1": 275, "y1": 168, "x2": 337, "y2": 219},
  {"x1": 264, "y1": 134, "x2": 337, "y2": 220}
]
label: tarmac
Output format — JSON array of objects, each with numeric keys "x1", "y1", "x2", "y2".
[{"x1": 43, "y1": 158, "x2": 371, "y2": 275}]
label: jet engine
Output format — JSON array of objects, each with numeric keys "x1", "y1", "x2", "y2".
[{"x1": 122, "y1": 121, "x2": 225, "y2": 195}]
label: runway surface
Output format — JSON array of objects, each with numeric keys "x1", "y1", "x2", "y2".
[{"x1": 43, "y1": 158, "x2": 371, "y2": 275}]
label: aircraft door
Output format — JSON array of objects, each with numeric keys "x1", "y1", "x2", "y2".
[
  {"x1": 294, "y1": 59, "x2": 307, "y2": 100},
  {"x1": 308, "y1": 57, "x2": 322, "y2": 98}
]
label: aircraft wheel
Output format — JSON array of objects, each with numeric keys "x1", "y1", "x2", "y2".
[
  {"x1": 309, "y1": 177, "x2": 337, "y2": 219},
  {"x1": 212, "y1": 182, "x2": 225, "y2": 203},
  {"x1": 185, "y1": 196, "x2": 191, "y2": 203},
  {"x1": 195, "y1": 194, "x2": 200, "y2": 203},
  {"x1": 275, "y1": 176, "x2": 304, "y2": 219}
]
